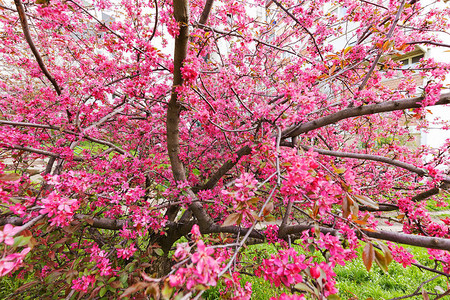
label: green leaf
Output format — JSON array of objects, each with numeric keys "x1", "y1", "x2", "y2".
[
  {"x1": 294, "y1": 282, "x2": 315, "y2": 294},
  {"x1": 99, "y1": 287, "x2": 107, "y2": 297},
  {"x1": 154, "y1": 248, "x2": 164, "y2": 256},
  {"x1": 161, "y1": 281, "x2": 174, "y2": 300},
  {"x1": 264, "y1": 215, "x2": 275, "y2": 222},
  {"x1": 107, "y1": 277, "x2": 117, "y2": 283},
  {"x1": 119, "y1": 273, "x2": 128, "y2": 285},
  {"x1": 14, "y1": 235, "x2": 32, "y2": 247}
]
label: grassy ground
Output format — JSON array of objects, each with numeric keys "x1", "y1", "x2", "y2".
[
  {"x1": 1, "y1": 243, "x2": 447, "y2": 299},
  {"x1": 204, "y1": 244, "x2": 448, "y2": 300}
]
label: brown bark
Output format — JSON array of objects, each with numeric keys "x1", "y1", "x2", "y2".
[{"x1": 281, "y1": 92, "x2": 450, "y2": 140}]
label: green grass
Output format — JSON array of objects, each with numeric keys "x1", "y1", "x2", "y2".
[
  {"x1": 426, "y1": 198, "x2": 450, "y2": 212},
  {"x1": 203, "y1": 244, "x2": 449, "y2": 300},
  {"x1": 334, "y1": 247, "x2": 447, "y2": 300},
  {"x1": 2, "y1": 243, "x2": 448, "y2": 300}
]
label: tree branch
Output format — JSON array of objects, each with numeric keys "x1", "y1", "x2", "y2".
[
  {"x1": 407, "y1": 41, "x2": 450, "y2": 48},
  {"x1": 192, "y1": 145, "x2": 252, "y2": 192},
  {"x1": 199, "y1": 0, "x2": 214, "y2": 25},
  {"x1": 358, "y1": 0, "x2": 406, "y2": 91},
  {"x1": 281, "y1": 92, "x2": 450, "y2": 139},
  {"x1": 0, "y1": 120, "x2": 125, "y2": 154},
  {"x1": 6, "y1": 145, "x2": 84, "y2": 162},
  {"x1": 301, "y1": 145, "x2": 450, "y2": 184},
  {"x1": 271, "y1": 0, "x2": 323, "y2": 61},
  {"x1": 14, "y1": 0, "x2": 62, "y2": 95},
  {"x1": 165, "y1": 0, "x2": 214, "y2": 229},
  {"x1": 281, "y1": 224, "x2": 450, "y2": 251}
]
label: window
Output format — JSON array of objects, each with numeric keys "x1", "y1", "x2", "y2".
[
  {"x1": 331, "y1": 6, "x2": 347, "y2": 18},
  {"x1": 399, "y1": 54, "x2": 424, "y2": 69},
  {"x1": 226, "y1": 13, "x2": 233, "y2": 26}
]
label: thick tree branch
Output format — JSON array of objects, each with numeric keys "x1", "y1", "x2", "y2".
[
  {"x1": 166, "y1": 0, "x2": 214, "y2": 229},
  {"x1": 167, "y1": 0, "x2": 190, "y2": 183},
  {"x1": 0, "y1": 120, "x2": 125, "y2": 154},
  {"x1": 358, "y1": 0, "x2": 406, "y2": 91},
  {"x1": 0, "y1": 214, "x2": 127, "y2": 229},
  {"x1": 301, "y1": 145, "x2": 450, "y2": 184},
  {"x1": 281, "y1": 224, "x2": 450, "y2": 251},
  {"x1": 0, "y1": 214, "x2": 265, "y2": 242},
  {"x1": 199, "y1": 0, "x2": 214, "y2": 25},
  {"x1": 14, "y1": 0, "x2": 61, "y2": 95},
  {"x1": 360, "y1": 203, "x2": 399, "y2": 212},
  {"x1": 6, "y1": 145, "x2": 84, "y2": 161},
  {"x1": 411, "y1": 187, "x2": 441, "y2": 202},
  {"x1": 192, "y1": 145, "x2": 252, "y2": 192},
  {"x1": 281, "y1": 92, "x2": 450, "y2": 140}
]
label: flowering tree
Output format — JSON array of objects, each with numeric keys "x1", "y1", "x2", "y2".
[{"x1": 1, "y1": 0, "x2": 450, "y2": 298}]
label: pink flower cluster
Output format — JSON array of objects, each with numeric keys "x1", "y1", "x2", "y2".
[
  {"x1": 117, "y1": 243, "x2": 137, "y2": 260},
  {"x1": 87, "y1": 244, "x2": 116, "y2": 276},
  {"x1": 271, "y1": 294, "x2": 305, "y2": 300},
  {"x1": 0, "y1": 224, "x2": 19, "y2": 246},
  {"x1": 387, "y1": 242, "x2": 416, "y2": 268},
  {"x1": 222, "y1": 272, "x2": 252, "y2": 300},
  {"x1": 0, "y1": 248, "x2": 30, "y2": 276},
  {"x1": 428, "y1": 249, "x2": 450, "y2": 274},
  {"x1": 72, "y1": 275, "x2": 96, "y2": 293},
  {"x1": 169, "y1": 225, "x2": 221, "y2": 290},
  {"x1": 264, "y1": 224, "x2": 280, "y2": 245},
  {"x1": 180, "y1": 56, "x2": 200, "y2": 83},
  {"x1": 222, "y1": 173, "x2": 259, "y2": 225},
  {"x1": 257, "y1": 248, "x2": 307, "y2": 288},
  {"x1": 39, "y1": 191, "x2": 79, "y2": 227}
]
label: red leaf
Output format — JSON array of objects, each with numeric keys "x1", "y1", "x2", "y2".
[
  {"x1": 374, "y1": 250, "x2": 388, "y2": 272},
  {"x1": 222, "y1": 213, "x2": 241, "y2": 227},
  {"x1": 119, "y1": 282, "x2": 150, "y2": 299},
  {"x1": 362, "y1": 243, "x2": 374, "y2": 271},
  {"x1": 0, "y1": 173, "x2": 21, "y2": 181},
  {"x1": 263, "y1": 202, "x2": 274, "y2": 216}
]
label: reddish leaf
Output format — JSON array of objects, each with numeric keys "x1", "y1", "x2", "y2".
[
  {"x1": 379, "y1": 243, "x2": 393, "y2": 266},
  {"x1": 263, "y1": 202, "x2": 274, "y2": 216},
  {"x1": 342, "y1": 195, "x2": 351, "y2": 218},
  {"x1": 374, "y1": 250, "x2": 388, "y2": 272},
  {"x1": 422, "y1": 289, "x2": 430, "y2": 300},
  {"x1": 222, "y1": 213, "x2": 241, "y2": 226},
  {"x1": 353, "y1": 194, "x2": 379, "y2": 210},
  {"x1": 0, "y1": 173, "x2": 21, "y2": 181},
  {"x1": 362, "y1": 243, "x2": 374, "y2": 271},
  {"x1": 119, "y1": 282, "x2": 150, "y2": 299}
]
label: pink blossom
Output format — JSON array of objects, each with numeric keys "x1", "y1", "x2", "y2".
[
  {"x1": 0, "y1": 224, "x2": 19, "y2": 246},
  {"x1": 259, "y1": 248, "x2": 306, "y2": 288},
  {"x1": 72, "y1": 275, "x2": 96, "y2": 293},
  {"x1": 0, "y1": 247, "x2": 30, "y2": 276},
  {"x1": 117, "y1": 243, "x2": 137, "y2": 260},
  {"x1": 271, "y1": 293, "x2": 305, "y2": 300},
  {"x1": 39, "y1": 192, "x2": 79, "y2": 227},
  {"x1": 180, "y1": 56, "x2": 200, "y2": 83},
  {"x1": 387, "y1": 242, "x2": 416, "y2": 268}
]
